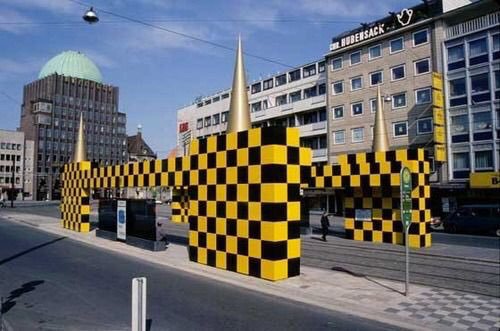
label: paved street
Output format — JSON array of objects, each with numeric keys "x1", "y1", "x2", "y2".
[{"x1": 0, "y1": 219, "x2": 401, "y2": 331}]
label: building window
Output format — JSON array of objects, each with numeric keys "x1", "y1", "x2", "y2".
[
  {"x1": 393, "y1": 121, "x2": 408, "y2": 137},
  {"x1": 333, "y1": 106, "x2": 344, "y2": 119},
  {"x1": 263, "y1": 79, "x2": 273, "y2": 90},
  {"x1": 453, "y1": 152, "x2": 469, "y2": 178},
  {"x1": 275, "y1": 74, "x2": 286, "y2": 86},
  {"x1": 447, "y1": 44, "x2": 465, "y2": 71},
  {"x1": 468, "y1": 38, "x2": 488, "y2": 66},
  {"x1": 318, "y1": 83, "x2": 326, "y2": 95},
  {"x1": 303, "y1": 64, "x2": 316, "y2": 77},
  {"x1": 196, "y1": 118, "x2": 203, "y2": 129},
  {"x1": 370, "y1": 71, "x2": 383, "y2": 86},
  {"x1": 351, "y1": 127, "x2": 364, "y2": 143},
  {"x1": 414, "y1": 58, "x2": 430, "y2": 75},
  {"x1": 290, "y1": 91, "x2": 301, "y2": 103},
  {"x1": 369, "y1": 44, "x2": 381, "y2": 60},
  {"x1": 212, "y1": 96, "x2": 220, "y2": 103},
  {"x1": 451, "y1": 114, "x2": 469, "y2": 143},
  {"x1": 449, "y1": 77, "x2": 467, "y2": 107},
  {"x1": 276, "y1": 94, "x2": 287, "y2": 105},
  {"x1": 221, "y1": 111, "x2": 228, "y2": 123},
  {"x1": 390, "y1": 37, "x2": 404, "y2": 53},
  {"x1": 370, "y1": 98, "x2": 377, "y2": 113},
  {"x1": 332, "y1": 80, "x2": 344, "y2": 95},
  {"x1": 351, "y1": 102, "x2": 363, "y2": 116},
  {"x1": 391, "y1": 64, "x2": 405, "y2": 81},
  {"x1": 475, "y1": 150, "x2": 493, "y2": 170},
  {"x1": 470, "y1": 73, "x2": 490, "y2": 103},
  {"x1": 333, "y1": 130, "x2": 345, "y2": 144},
  {"x1": 318, "y1": 61, "x2": 325, "y2": 73},
  {"x1": 251, "y1": 101, "x2": 262, "y2": 112},
  {"x1": 350, "y1": 51, "x2": 361, "y2": 65},
  {"x1": 417, "y1": 118, "x2": 433, "y2": 134},
  {"x1": 331, "y1": 57, "x2": 343, "y2": 71},
  {"x1": 392, "y1": 93, "x2": 407, "y2": 109},
  {"x1": 221, "y1": 93, "x2": 229, "y2": 100},
  {"x1": 251, "y1": 82, "x2": 261, "y2": 94},
  {"x1": 415, "y1": 87, "x2": 432, "y2": 104},
  {"x1": 289, "y1": 69, "x2": 301, "y2": 82},
  {"x1": 304, "y1": 86, "x2": 317, "y2": 99},
  {"x1": 472, "y1": 111, "x2": 492, "y2": 141},
  {"x1": 413, "y1": 29, "x2": 428, "y2": 46},
  {"x1": 350, "y1": 76, "x2": 363, "y2": 91}
]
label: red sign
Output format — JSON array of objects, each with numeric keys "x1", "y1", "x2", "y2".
[{"x1": 179, "y1": 122, "x2": 189, "y2": 133}]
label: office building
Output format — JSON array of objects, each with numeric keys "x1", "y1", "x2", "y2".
[
  {"x1": 19, "y1": 50, "x2": 127, "y2": 200},
  {"x1": 0, "y1": 130, "x2": 32, "y2": 200}
]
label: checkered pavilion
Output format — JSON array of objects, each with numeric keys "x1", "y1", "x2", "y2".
[{"x1": 61, "y1": 126, "x2": 431, "y2": 281}]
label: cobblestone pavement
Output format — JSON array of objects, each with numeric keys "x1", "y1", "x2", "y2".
[{"x1": 385, "y1": 288, "x2": 500, "y2": 330}]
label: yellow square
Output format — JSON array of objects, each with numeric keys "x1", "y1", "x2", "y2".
[
  {"x1": 226, "y1": 167, "x2": 237, "y2": 184},
  {"x1": 216, "y1": 218, "x2": 226, "y2": 235},
  {"x1": 288, "y1": 239, "x2": 300, "y2": 258},
  {"x1": 155, "y1": 160, "x2": 162, "y2": 172},
  {"x1": 237, "y1": 184, "x2": 249, "y2": 201},
  {"x1": 197, "y1": 248, "x2": 207, "y2": 264},
  {"x1": 261, "y1": 145, "x2": 287, "y2": 164},
  {"x1": 288, "y1": 202, "x2": 300, "y2": 221},
  {"x1": 207, "y1": 136, "x2": 217, "y2": 153},
  {"x1": 286, "y1": 128, "x2": 300, "y2": 146},
  {"x1": 216, "y1": 251, "x2": 226, "y2": 269},
  {"x1": 248, "y1": 202, "x2": 261, "y2": 220},
  {"x1": 248, "y1": 128, "x2": 261, "y2": 147},
  {"x1": 300, "y1": 147, "x2": 311, "y2": 165},
  {"x1": 198, "y1": 185, "x2": 207, "y2": 200},
  {"x1": 248, "y1": 165, "x2": 261, "y2": 183},
  {"x1": 138, "y1": 175, "x2": 144, "y2": 187},
  {"x1": 237, "y1": 149, "x2": 248, "y2": 166},
  {"x1": 189, "y1": 139, "x2": 199, "y2": 155},
  {"x1": 226, "y1": 202, "x2": 237, "y2": 219},
  {"x1": 182, "y1": 157, "x2": 190, "y2": 171},
  {"x1": 363, "y1": 222, "x2": 373, "y2": 231},
  {"x1": 206, "y1": 201, "x2": 216, "y2": 217},
  {"x1": 216, "y1": 185, "x2": 226, "y2": 201},
  {"x1": 373, "y1": 231, "x2": 383, "y2": 243},
  {"x1": 353, "y1": 229, "x2": 363, "y2": 241},
  {"x1": 189, "y1": 230, "x2": 198, "y2": 246},
  {"x1": 190, "y1": 170, "x2": 199, "y2": 185},
  {"x1": 362, "y1": 198, "x2": 372, "y2": 209},
  {"x1": 216, "y1": 152, "x2": 226, "y2": 168},
  {"x1": 189, "y1": 201, "x2": 198, "y2": 217},
  {"x1": 315, "y1": 177, "x2": 324, "y2": 188},
  {"x1": 332, "y1": 176, "x2": 341, "y2": 188},
  {"x1": 237, "y1": 219, "x2": 249, "y2": 237},
  {"x1": 207, "y1": 169, "x2": 216, "y2": 185},
  {"x1": 261, "y1": 260, "x2": 287, "y2": 281},
  {"x1": 236, "y1": 255, "x2": 249, "y2": 275},
  {"x1": 344, "y1": 218, "x2": 354, "y2": 229},
  {"x1": 226, "y1": 132, "x2": 237, "y2": 150},
  {"x1": 226, "y1": 236, "x2": 237, "y2": 254},
  {"x1": 198, "y1": 217, "x2": 207, "y2": 232},
  {"x1": 372, "y1": 209, "x2": 382, "y2": 219},
  {"x1": 207, "y1": 233, "x2": 216, "y2": 250},
  {"x1": 287, "y1": 165, "x2": 300, "y2": 183},
  {"x1": 248, "y1": 239, "x2": 261, "y2": 258},
  {"x1": 370, "y1": 175, "x2": 380, "y2": 186},
  {"x1": 350, "y1": 175, "x2": 360, "y2": 186},
  {"x1": 382, "y1": 220, "x2": 393, "y2": 232},
  {"x1": 79, "y1": 222, "x2": 90, "y2": 232},
  {"x1": 175, "y1": 172, "x2": 183, "y2": 186},
  {"x1": 198, "y1": 154, "x2": 207, "y2": 169}
]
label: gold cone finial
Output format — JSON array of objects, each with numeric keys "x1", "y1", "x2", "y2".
[
  {"x1": 73, "y1": 112, "x2": 87, "y2": 162},
  {"x1": 373, "y1": 86, "x2": 389, "y2": 152},
  {"x1": 227, "y1": 35, "x2": 251, "y2": 133}
]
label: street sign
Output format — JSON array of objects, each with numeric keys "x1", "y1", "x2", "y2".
[
  {"x1": 400, "y1": 167, "x2": 412, "y2": 231},
  {"x1": 117, "y1": 200, "x2": 127, "y2": 241}
]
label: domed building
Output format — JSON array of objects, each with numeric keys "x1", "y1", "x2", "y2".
[{"x1": 20, "y1": 50, "x2": 127, "y2": 200}]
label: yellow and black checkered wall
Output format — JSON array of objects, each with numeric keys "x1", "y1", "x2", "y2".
[
  {"x1": 61, "y1": 127, "x2": 310, "y2": 281},
  {"x1": 309, "y1": 149, "x2": 431, "y2": 248},
  {"x1": 61, "y1": 161, "x2": 92, "y2": 232}
]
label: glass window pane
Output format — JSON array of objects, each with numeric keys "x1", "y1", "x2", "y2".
[
  {"x1": 417, "y1": 118, "x2": 433, "y2": 134},
  {"x1": 333, "y1": 106, "x2": 344, "y2": 119},
  {"x1": 469, "y1": 38, "x2": 488, "y2": 56},
  {"x1": 475, "y1": 150, "x2": 493, "y2": 169},
  {"x1": 447, "y1": 44, "x2": 464, "y2": 62},
  {"x1": 392, "y1": 65, "x2": 405, "y2": 80},
  {"x1": 451, "y1": 114, "x2": 469, "y2": 133},
  {"x1": 473, "y1": 112, "x2": 492, "y2": 131},
  {"x1": 493, "y1": 34, "x2": 499, "y2": 51},
  {"x1": 416, "y1": 88, "x2": 431, "y2": 104},
  {"x1": 332, "y1": 57, "x2": 342, "y2": 70},
  {"x1": 470, "y1": 73, "x2": 489, "y2": 94},
  {"x1": 370, "y1": 71, "x2": 382, "y2": 85},
  {"x1": 415, "y1": 59, "x2": 430, "y2": 74},
  {"x1": 351, "y1": 77, "x2": 362, "y2": 90},
  {"x1": 350, "y1": 52, "x2": 361, "y2": 65},
  {"x1": 453, "y1": 152, "x2": 469, "y2": 169},
  {"x1": 394, "y1": 122, "x2": 408, "y2": 136},
  {"x1": 352, "y1": 103, "x2": 363, "y2": 116},
  {"x1": 413, "y1": 30, "x2": 428, "y2": 45},
  {"x1": 390, "y1": 38, "x2": 404, "y2": 52},
  {"x1": 449, "y1": 78, "x2": 466, "y2": 96},
  {"x1": 369, "y1": 45, "x2": 381, "y2": 59}
]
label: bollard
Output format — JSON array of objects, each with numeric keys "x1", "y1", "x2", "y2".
[{"x1": 132, "y1": 277, "x2": 147, "y2": 331}]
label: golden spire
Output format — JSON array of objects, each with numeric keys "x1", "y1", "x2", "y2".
[
  {"x1": 73, "y1": 112, "x2": 87, "y2": 162},
  {"x1": 227, "y1": 35, "x2": 251, "y2": 133},
  {"x1": 373, "y1": 86, "x2": 389, "y2": 152}
]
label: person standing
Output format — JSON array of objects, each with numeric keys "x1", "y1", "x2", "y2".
[{"x1": 320, "y1": 211, "x2": 330, "y2": 241}]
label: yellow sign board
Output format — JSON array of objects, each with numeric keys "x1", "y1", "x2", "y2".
[
  {"x1": 434, "y1": 125, "x2": 446, "y2": 144},
  {"x1": 470, "y1": 172, "x2": 500, "y2": 188},
  {"x1": 432, "y1": 72, "x2": 443, "y2": 91},
  {"x1": 432, "y1": 90, "x2": 444, "y2": 108},
  {"x1": 433, "y1": 107, "x2": 444, "y2": 125},
  {"x1": 434, "y1": 144, "x2": 447, "y2": 162}
]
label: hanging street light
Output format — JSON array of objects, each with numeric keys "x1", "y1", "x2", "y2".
[{"x1": 83, "y1": 7, "x2": 99, "y2": 24}]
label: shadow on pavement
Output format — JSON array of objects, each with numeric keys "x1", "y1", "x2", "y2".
[
  {"x1": 331, "y1": 266, "x2": 404, "y2": 295},
  {"x1": 0, "y1": 237, "x2": 66, "y2": 266},
  {"x1": 165, "y1": 234, "x2": 188, "y2": 246},
  {"x1": 1, "y1": 280, "x2": 45, "y2": 314}
]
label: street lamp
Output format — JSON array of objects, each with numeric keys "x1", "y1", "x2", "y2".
[{"x1": 83, "y1": 7, "x2": 99, "y2": 24}]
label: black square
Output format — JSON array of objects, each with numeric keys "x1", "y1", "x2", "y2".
[
  {"x1": 261, "y1": 164, "x2": 287, "y2": 183},
  {"x1": 190, "y1": 155, "x2": 198, "y2": 170},
  {"x1": 188, "y1": 186, "x2": 198, "y2": 200},
  {"x1": 237, "y1": 166, "x2": 248, "y2": 183},
  {"x1": 237, "y1": 131, "x2": 248, "y2": 148},
  {"x1": 332, "y1": 165, "x2": 341, "y2": 176},
  {"x1": 288, "y1": 221, "x2": 300, "y2": 239},
  {"x1": 237, "y1": 202, "x2": 248, "y2": 219},
  {"x1": 216, "y1": 168, "x2": 226, "y2": 184},
  {"x1": 261, "y1": 241, "x2": 287, "y2": 260},
  {"x1": 198, "y1": 169, "x2": 207, "y2": 185},
  {"x1": 249, "y1": 184, "x2": 260, "y2": 202},
  {"x1": 207, "y1": 185, "x2": 216, "y2": 200},
  {"x1": 188, "y1": 246, "x2": 197, "y2": 261},
  {"x1": 363, "y1": 230, "x2": 373, "y2": 241},
  {"x1": 382, "y1": 209, "x2": 392, "y2": 220},
  {"x1": 168, "y1": 172, "x2": 175, "y2": 186},
  {"x1": 207, "y1": 217, "x2": 216, "y2": 233},
  {"x1": 261, "y1": 203, "x2": 287, "y2": 221},
  {"x1": 189, "y1": 216, "x2": 198, "y2": 231},
  {"x1": 175, "y1": 157, "x2": 183, "y2": 171},
  {"x1": 198, "y1": 232, "x2": 207, "y2": 248},
  {"x1": 216, "y1": 202, "x2": 226, "y2": 218},
  {"x1": 182, "y1": 171, "x2": 189, "y2": 186},
  {"x1": 227, "y1": 150, "x2": 237, "y2": 166},
  {"x1": 226, "y1": 184, "x2": 237, "y2": 201},
  {"x1": 216, "y1": 234, "x2": 226, "y2": 251},
  {"x1": 382, "y1": 232, "x2": 393, "y2": 243},
  {"x1": 249, "y1": 257, "x2": 261, "y2": 277},
  {"x1": 237, "y1": 237, "x2": 248, "y2": 255},
  {"x1": 138, "y1": 162, "x2": 144, "y2": 173},
  {"x1": 207, "y1": 249, "x2": 216, "y2": 267},
  {"x1": 261, "y1": 127, "x2": 286, "y2": 145},
  {"x1": 198, "y1": 201, "x2": 207, "y2": 216},
  {"x1": 288, "y1": 258, "x2": 300, "y2": 277},
  {"x1": 227, "y1": 253, "x2": 237, "y2": 272},
  {"x1": 199, "y1": 138, "x2": 207, "y2": 154},
  {"x1": 373, "y1": 220, "x2": 382, "y2": 231},
  {"x1": 208, "y1": 153, "x2": 216, "y2": 169},
  {"x1": 226, "y1": 219, "x2": 237, "y2": 236},
  {"x1": 287, "y1": 184, "x2": 301, "y2": 202},
  {"x1": 249, "y1": 147, "x2": 260, "y2": 165},
  {"x1": 287, "y1": 146, "x2": 299, "y2": 164},
  {"x1": 216, "y1": 135, "x2": 226, "y2": 151},
  {"x1": 345, "y1": 229, "x2": 354, "y2": 239},
  {"x1": 249, "y1": 221, "x2": 261, "y2": 239}
]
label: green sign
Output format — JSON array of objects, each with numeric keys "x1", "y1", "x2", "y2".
[{"x1": 400, "y1": 167, "x2": 412, "y2": 231}]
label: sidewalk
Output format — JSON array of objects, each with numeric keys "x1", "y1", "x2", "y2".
[{"x1": 1, "y1": 211, "x2": 499, "y2": 331}]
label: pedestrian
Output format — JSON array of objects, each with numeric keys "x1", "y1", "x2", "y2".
[{"x1": 320, "y1": 211, "x2": 330, "y2": 241}]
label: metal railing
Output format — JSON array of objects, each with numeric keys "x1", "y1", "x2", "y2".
[{"x1": 446, "y1": 12, "x2": 499, "y2": 39}]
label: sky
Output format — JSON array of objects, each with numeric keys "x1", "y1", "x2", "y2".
[{"x1": 0, "y1": 0, "x2": 417, "y2": 156}]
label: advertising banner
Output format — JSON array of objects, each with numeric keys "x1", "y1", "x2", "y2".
[{"x1": 117, "y1": 200, "x2": 127, "y2": 240}]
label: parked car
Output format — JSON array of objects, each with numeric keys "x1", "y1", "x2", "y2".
[{"x1": 442, "y1": 204, "x2": 500, "y2": 236}]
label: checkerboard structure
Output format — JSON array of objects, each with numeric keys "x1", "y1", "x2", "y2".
[
  {"x1": 60, "y1": 127, "x2": 311, "y2": 281},
  {"x1": 309, "y1": 149, "x2": 431, "y2": 248},
  {"x1": 60, "y1": 161, "x2": 92, "y2": 232}
]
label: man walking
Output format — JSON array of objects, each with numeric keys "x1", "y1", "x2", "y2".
[{"x1": 320, "y1": 211, "x2": 330, "y2": 241}]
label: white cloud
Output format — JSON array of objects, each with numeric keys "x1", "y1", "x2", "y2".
[
  {"x1": 0, "y1": 9, "x2": 35, "y2": 33},
  {"x1": 81, "y1": 50, "x2": 117, "y2": 68}
]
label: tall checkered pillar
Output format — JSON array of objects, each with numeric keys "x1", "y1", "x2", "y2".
[
  {"x1": 171, "y1": 188, "x2": 189, "y2": 223},
  {"x1": 60, "y1": 161, "x2": 91, "y2": 232},
  {"x1": 186, "y1": 127, "x2": 310, "y2": 281}
]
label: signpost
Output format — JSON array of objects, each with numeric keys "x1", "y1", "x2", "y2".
[
  {"x1": 117, "y1": 200, "x2": 127, "y2": 241},
  {"x1": 400, "y1": 167, "x2": 412, "y2": 296},
  {"x1": 132, "y1": 277, "x2": 147, "y2": 331}
]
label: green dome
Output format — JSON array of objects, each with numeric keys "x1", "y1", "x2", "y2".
[{"x1": 38, "y1": 50, "x2": 103, "y2": 83}]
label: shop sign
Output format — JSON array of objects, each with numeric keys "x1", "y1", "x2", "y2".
[
  {"x1": 179, "y1": 122, "x2": 189, "y2": 133},
  {"x1": 470, "y1": 172, "x2": 500, "y2": 188},
  {"x1": 355, "y1": 209, "x2": 372, "y2": 222}
]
